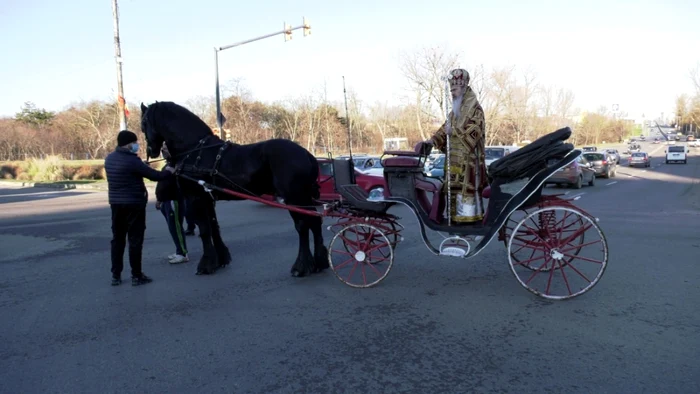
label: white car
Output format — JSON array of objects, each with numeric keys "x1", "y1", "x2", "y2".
[{"x1": 665, "y1": 145, "x2": 687, "y2": 164}]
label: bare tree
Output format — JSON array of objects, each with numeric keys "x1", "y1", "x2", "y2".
[
  {"x1": 398, "y1": 44, "x2": 464, "y2": 142},
  {"x1": 184, "y1": 95, "x2": 216, "y2": 126},
  {"x1": 690, "y1": 63, "x2": 700, "y2": 95}
]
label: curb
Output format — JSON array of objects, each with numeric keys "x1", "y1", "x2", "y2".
[{"x1": 0, "y1": 180, "x2": 155, "y2": 192}]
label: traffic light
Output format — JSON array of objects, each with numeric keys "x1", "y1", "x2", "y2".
[
  {"x1": 284, "y1": 23, "x2": 292, "y2": 41},
  {"x1": 303, "y1": 17, "x2": 310, "y2": 37}
]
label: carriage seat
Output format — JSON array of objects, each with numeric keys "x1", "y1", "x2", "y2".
[
  {"x1": 381, "y1": 150, "x2": 422, "y2": 168},
  {"x1": 416, "y1": 177, "x2": 441, "y2": 193}
]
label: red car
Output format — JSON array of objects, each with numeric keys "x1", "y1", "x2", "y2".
[{"x1": 261, "y1": 157, "x2": 388, "y2": 203}]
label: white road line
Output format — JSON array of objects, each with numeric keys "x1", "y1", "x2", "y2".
[
  {"x1": 567, "y1": 192, "x2": 585, "y2": 199},
  {"x1": 641, "y1": 170, "x2": 647, "y2": 172},
  {"x1": 0, "y1": 190, "x2": 76, "y2": 198},
  {"x1": 605, "y1": 181, "x2": 617, "y2": 186}
]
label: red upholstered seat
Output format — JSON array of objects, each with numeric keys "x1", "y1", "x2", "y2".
[
  {"x1": 415, "y1": 178, "x2": 441, "y2": 193},
  {"x1": 383, "y1": 157, "x2": 420, "y2": 167},
  {"x1": 482, "y1": 186, "x2": 491, "y2": 198}
]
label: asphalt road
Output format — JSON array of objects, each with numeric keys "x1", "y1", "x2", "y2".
[{"x1": 1, "y1": 141, "x2": 699, "y2": 393}]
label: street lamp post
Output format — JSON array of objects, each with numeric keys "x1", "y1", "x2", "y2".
[{"x1": 213, "y1": 17, "x2": 311, "y2": 132}]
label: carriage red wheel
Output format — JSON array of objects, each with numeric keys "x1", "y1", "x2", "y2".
[
  {"x1": 502, "y1": 207, "x2": 585, "y2": 272},
  {"x1": 328, "y1": 223, "x2": 394, "y2": 288},
  {"x1": 507, "y1": 206, "x2": 608, "y2": 300},
  {"x1": 335, "y1": 217, "x2": 401, "y2": 256}
]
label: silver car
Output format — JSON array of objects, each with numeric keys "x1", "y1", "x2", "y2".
[{"x1": 628, "y1": 152, "x2": 650, "y2": 167}]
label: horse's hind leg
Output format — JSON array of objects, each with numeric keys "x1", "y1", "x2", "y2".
[
  {"x1": 288, "y1": 210, "x2": 315, "y2": 277},
  {"x1": 308, "y1": 215, "x2": 329, "y2": 273},
  {"x1": 193, "y1": 197, "x2": 219, "y2": 275},
  {"x1": 210, "y1": 204, "x2": 231, "y2": 268}
]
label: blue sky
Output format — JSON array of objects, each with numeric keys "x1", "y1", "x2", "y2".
[{"x1": 1, "y1": 0, "x2": 698, "y2": 121}]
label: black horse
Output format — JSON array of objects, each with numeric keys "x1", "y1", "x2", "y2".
[{"x1": 139, "y1": 101, "x2": 329, "y2": 277}]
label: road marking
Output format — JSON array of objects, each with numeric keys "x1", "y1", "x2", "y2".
[
  {"x1": 605, "y1": 181, "x2": 617, "y2": 186},
  {"x1": 0, "y1": 190, "x2": 77, "y2": 198},
  {"x1": 568, "y1": 192, "x2": 585, "y2": 199},
  {"x1": 641, "y1": 170, "x2": 647, "y2": 172}
]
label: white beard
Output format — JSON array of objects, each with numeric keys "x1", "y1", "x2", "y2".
[{"x1": 452, "y1": 95, "x2": 462, "y2": 119}]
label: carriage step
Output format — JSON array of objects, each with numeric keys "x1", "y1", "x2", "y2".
[{"x1": 438, "y1": 236, "x2": 471, "y2": 258}]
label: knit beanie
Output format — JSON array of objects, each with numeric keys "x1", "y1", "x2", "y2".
[{"x1": 117, "y1": 130, "x2": 138, "y2": 146}]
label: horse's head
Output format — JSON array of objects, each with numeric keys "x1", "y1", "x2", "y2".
[{"x1": 140, "y1": 102, "x2": 164, "y2": 159}]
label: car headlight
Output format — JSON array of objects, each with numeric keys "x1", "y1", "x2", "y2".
[{"x1": 368, "y1": 187, "x2": 384, "y2": 200}]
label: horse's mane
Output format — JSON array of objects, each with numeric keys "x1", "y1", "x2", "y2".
[{"x1": 152, "y1": 101, "x2": 213, "y2": 138}]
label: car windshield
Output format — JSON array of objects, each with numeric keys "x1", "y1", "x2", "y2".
[
  {"x1": 485, "y1": 148, "x2": 505, "y2": 159},
  {"x1": 584, "y1": 153, "x2": 605, "y2": 161},
  {"x1": 631, "y1": 153, "x2": 646, "y2": 157},
  {"x1": 668, "y1": 146, "x2": 685, "y2": 152}
]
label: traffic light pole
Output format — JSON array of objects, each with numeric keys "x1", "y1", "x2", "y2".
[{"x1": 214, "y1": 17, "x2": 311, "y2": 132}]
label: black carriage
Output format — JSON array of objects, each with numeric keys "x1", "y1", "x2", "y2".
[{"x1": 324, "y1": 127, "x2": 608, "y2": 300}]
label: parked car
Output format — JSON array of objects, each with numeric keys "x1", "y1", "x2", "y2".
[
  {"x1": 424, "y1": 154, "x2": 446, "y2": 179},
  {"x1": 484, "y1": 146, "x2": 519, "y2": 167},
  {"x1": 628, "y1": 152, "x2": 651, "y2": 167},
  {"x1": 261, "y1": 158, "x2": 388, "y2": 203},
  {"x1": 545, "y1": 154, "x2": 596, "y2": 189},
  {"x1": 582, "y1": 146, "x2": 598, "y2": 152},
  {"x1": 353, "y1": 156, "x2": 384, "y2": 176},
  {"x1": 583, "y1": 152, "x2": 617, "y2": 178},
  {"x1": 665, "y1": 145, "x2": 687, "y2": 164}
]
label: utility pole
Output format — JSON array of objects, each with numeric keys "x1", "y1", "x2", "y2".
[
  {"x1": 213, "y1": 17, "x2": 311, "y2": 132},
  {"x1": 111, "y1": 0, "x2": 127, "y2": 131}
]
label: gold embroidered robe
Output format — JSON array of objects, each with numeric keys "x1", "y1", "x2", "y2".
[{"x1": 430, "y1": 87, "x2": 489, "y2": 223}]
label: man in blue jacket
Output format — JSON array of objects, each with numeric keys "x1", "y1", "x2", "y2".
[{"x1": 104, "y1": 130, "x2": 175, "y2": 286}]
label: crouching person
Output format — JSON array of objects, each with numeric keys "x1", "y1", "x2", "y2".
[{"x1": 156, "y1": 143, "x2": 189, "y2": 264}]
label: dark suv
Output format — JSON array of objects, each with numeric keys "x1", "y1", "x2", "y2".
[{"x1": 583, "y1": 152, "x2": 617, "y2": 178}]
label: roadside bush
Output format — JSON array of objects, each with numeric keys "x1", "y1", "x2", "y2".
[
  {"x1": 26, "y1": 155, "x2": 65, "y2": 182},
  {"x1": 0, "y1": 157, "x2": 164, "y2": 182},
  {"x1": 0, "y1": 158, "x2": 107, "y2": 182}
]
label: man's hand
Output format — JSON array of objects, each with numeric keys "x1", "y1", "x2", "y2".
[
  {"x1": 164, "y1": 165, "x2": 176, "y2": 174},
  {"x1": 155, "y1": 201, "x2": 162, "y2": 210}
]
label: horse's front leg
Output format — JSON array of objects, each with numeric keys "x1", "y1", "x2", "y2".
[
  {"x1": 209, "y1": 202, "x2": 231, "y2": 268},
  {"x1": 192, "y1": 197, "x2": 219, "y2": 275}
]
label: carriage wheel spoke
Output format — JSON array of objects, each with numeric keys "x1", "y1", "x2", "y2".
[
  {"x1": 508, "y1": 206, "x2": 608, "y2": 300},
  {"x1": 329, "y1": 222, "x2": 395, "y2": 288}
]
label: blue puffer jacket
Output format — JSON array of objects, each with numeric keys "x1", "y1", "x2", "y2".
[{"x1": 104, "y1": 147, "x2": 173, "y2": 205}]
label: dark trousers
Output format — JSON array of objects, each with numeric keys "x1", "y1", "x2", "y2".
[
  {"x1": 160, "y1": 199, "x2": 188, "y2": 256},
  {"x1": 110, "y1": 203, "x2": 147, "y2": 278}
]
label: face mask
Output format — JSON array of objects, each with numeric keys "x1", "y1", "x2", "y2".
[{"x1": 130, "y1": 143, "x2": 140, "y2": 153}]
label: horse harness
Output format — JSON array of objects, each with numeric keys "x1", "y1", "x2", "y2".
[{"x1": 173, "y1": 136, "x2": 234, "y2": 200}]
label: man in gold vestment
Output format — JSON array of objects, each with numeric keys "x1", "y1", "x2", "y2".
[{"x1": 423, "y1": 68, "x2": 489, "y2": 224}]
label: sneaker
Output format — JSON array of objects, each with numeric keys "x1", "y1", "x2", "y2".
[
  {"x1": 111, "y1": 277, "x2": 122, "y2": 286},
  {"x1": 132, "y1": 274, "x2": 153, "y2": 286},
  {"x1": 169, "y1": 254, "x2": 189, "y2": 264},
  {"x1": 167, "y1": 253, "x2": 178, "y2": 260}
]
